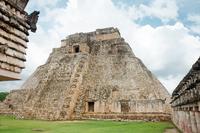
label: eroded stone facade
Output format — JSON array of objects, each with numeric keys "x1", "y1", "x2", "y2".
[
  {"x1": 1, "y1": 28, "x2": 171, "y2": 121},
  {"x1": 0, "y1": 0, "x2": 39, "y2": 80},
  {"x1": 171, "y1": 58, "x2": 200, "y2": 133}
]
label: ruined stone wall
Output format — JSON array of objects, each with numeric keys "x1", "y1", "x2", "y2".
[
  {"x1": 84, "y1": 99, "x2": 165, "y2": 113},
  {"x1": 2, "y1": 28, "x2": 171, "y2": 121},
  {"x1": 0, "y1": 0, "x2": 38, "y2": 80},
  {"x1": 171, "y1": 58, "x2": 200, "y2": 133}
]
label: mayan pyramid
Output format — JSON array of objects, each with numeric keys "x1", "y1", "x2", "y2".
[{"x1": 3, "y1": 27, "x2": 171, "y2": 121}]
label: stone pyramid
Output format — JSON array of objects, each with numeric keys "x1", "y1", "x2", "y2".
[{"x1": 3, "y1": 27, "x2": 171, "y2": 121}]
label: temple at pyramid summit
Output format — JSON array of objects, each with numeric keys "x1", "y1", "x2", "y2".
[{"x1": 0, "y1": 27, "x2": 171, "y2": 121}]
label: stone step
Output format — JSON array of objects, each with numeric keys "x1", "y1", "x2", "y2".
[{"x1": 58, "y1": 54, "x2": 89, "y2": 119}]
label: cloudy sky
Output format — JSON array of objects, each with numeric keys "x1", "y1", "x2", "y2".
[{"x1": 0, "y1": 0, "x2": 200, "y2": 93}]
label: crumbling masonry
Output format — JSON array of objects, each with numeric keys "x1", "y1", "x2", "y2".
[
  {"x1": 1, "y1": 28, "x2": 171, "y2": 121},
  {"x1": 0, "y1": 0, "x2": 39, "y2": 80},
  {"x1": 171, "y1": 57, "x2": 200, "y2": 133}
]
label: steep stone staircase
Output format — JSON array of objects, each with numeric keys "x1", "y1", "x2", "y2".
[{"x1": 60, "y1": 53, "x2": 89, "y2": 120}]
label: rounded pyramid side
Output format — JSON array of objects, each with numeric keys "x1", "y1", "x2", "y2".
[{"x1": 81, "y1": 35, "x2": 171, "y2": 114}]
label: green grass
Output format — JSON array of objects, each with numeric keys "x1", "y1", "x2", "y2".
[{"x1": 0, "y1": 115, "x2": 174, "y2": 133}]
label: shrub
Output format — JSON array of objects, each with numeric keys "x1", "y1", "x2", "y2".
[{"x1": 0, "y1": 92, "x2": 9, "y2": 102}]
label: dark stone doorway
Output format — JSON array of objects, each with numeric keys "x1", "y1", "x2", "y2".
[
  {"x1": 121, "y1": 101, "x2": 129, "y2": 113},
  {"x1": 88, "y1": 102, "x2": 94, "y2": 112},
  {"x1": 74, "y1": 45, "x2": 80, "y2": 53}
]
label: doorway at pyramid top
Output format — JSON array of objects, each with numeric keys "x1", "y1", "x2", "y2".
[
  {"x1": 73, "y1": 45, "x2": 80, "y2": 53},
  {"x1": 72, "y1": 44, "x2": 90, "y2": 54}
]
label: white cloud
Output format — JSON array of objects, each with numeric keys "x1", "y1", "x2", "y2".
[
  {"x1": 133, "y1": 22, "x2": 200, "y2": 71},
  {"x1": 28, "y1": 0, "x2": 61, "y2": 8},
  {"x1": 1, "y1": 0, "x2": 200, "y2": 95},
  {"x1": 67, "y1": 0, "x2": 78, "y2": 9},
  {"x1": 140, "y1": 0, "x2": 178, "y2": 22},
  {"x1": 119, "y1": 0, "x2": 178, "y2": 22},
  {"x1": 132, "y1": 22, "x2": 200, "y2": 93},
  {"x1": 159, "y1": 74, "x2": 184, "y2": 93},
  {"x1": 188, "y1": 14, "x2": 200, "y2": 34},
  {"x1": 190, "y1": 25, "x2": 200, "y2": 35},
  {"x1": 188, "y1": 15, "x2": 200, "y2": 24}
]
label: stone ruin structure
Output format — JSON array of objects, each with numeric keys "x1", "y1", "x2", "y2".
[
  {"x1": 171, "y1": 57, "x2": 200, "y2": 133},
  {"x1": 1, "y1": 27, "x2": 171, "y2": 121},
  {"x1": 0, "y1": 0, "x2": 39, "y2": 81}
]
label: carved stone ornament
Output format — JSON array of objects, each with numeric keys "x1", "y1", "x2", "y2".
[{"x1": 28, "y1": 11, "x2": 40, "y2": 32}]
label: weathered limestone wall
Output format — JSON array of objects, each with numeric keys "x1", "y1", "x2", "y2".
[
  {"x1": 0, "y1": 102, "x2": 12, "y2": 114},
  {"x1": 2, "y1": 28, "x2": 171, "y2": 121},
  {"x1": 85, "y1": 100, "x2": 165, "y2": 113},
  {"x1": 0, "y1": 0, "x2": 39, "y2": 80},
  {"x1": 171, "y1": 58, "x2": 200, "y2": 133},
  {"x1": 172, "y1": 107, "x2": 200, "y2": 133}
]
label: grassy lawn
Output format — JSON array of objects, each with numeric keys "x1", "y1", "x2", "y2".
[{"x1": 0, "y1": 115, "x2": 175, "y2": 133}]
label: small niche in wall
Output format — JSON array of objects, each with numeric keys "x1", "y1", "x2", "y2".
[{"x1": 88, "y1": 102, "x2": 94, "y2": 112}]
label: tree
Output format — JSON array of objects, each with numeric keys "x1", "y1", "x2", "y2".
[{"x1": 0, "y1": 92, "x2": 9, "y2": 102}]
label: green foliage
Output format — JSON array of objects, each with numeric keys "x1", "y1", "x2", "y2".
[
  {"x1": 0, "y1": 92, "x2": 9, "y2": 102},
  {"x1": 0, "y1": 115, "x2": 175, "y2": 133}
]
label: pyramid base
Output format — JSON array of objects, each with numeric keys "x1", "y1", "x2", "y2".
[{"x1": 82, "y1": 113, "x2": 171, "y2": 121}]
